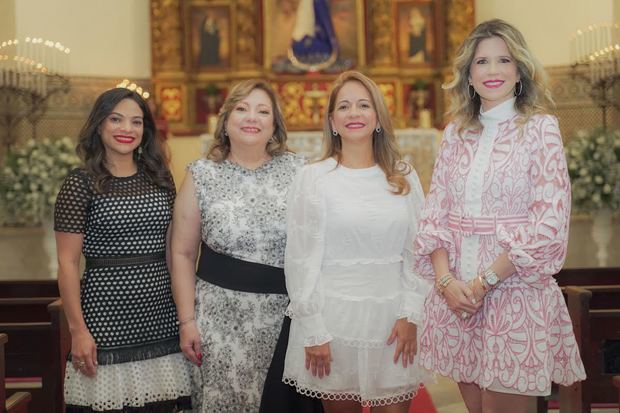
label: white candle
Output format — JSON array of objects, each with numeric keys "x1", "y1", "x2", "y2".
[{"x1": 419, "y1": 109, "x2": 432, "y2": 128}]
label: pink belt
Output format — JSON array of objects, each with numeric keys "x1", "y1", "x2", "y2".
[{"x1": 447, "y1": 211, "x2": 529, "y2": 236}]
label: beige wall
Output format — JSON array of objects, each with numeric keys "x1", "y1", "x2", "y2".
[
  {"x1": 0, "y1": 1, "x2": 16, "y2": 42},
  {"x1": 475, "y1": 0, "x2": 615, "y2": 66},
  {"x1": 167, "y1": 138, "x2": 202, "y2": 189},
  {"x1": 13, "y1": 0, "x2": 151, "y2": 78}
]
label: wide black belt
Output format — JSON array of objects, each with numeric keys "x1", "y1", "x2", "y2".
[
  {"x1": 196, "y1": 242, "x2": 287, "y2": 294},
  {"x1": 85, "y1": 252, "x2": 166, "y2": 270}
]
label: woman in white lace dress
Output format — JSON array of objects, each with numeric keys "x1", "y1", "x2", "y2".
[{"x1": 282, "y1": 71, "x2": 432, "y2": 412}]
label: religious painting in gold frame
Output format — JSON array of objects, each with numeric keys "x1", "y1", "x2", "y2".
[
  {"x1": 395, "y1": 0, "x2": 443, "y2": 67},
  {"x1": 186, "y1": 2, "x2": 232, "y2": 72},
  {"x1": 263, "y1": 0, "x2": 366, "y2": 73}
]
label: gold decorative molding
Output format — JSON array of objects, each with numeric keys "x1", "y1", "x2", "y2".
[
  {"x1": 545, "y1": 65, "x2": 619, "y2": 141},
  {"x1": 366, "y1": 0, "x2": 395, "y2": 67},
  {"x1": 445, "y1": 0, "x2": 475, "y2": 61},
  {"x1": 151, "y1": 0, "x2": 183, "y2": 72},
  {"x1": 6, "y1": 76, "x2": 150, "y2": 152},
  {"x1": 235, "y1": 0, "x2": 260, "y2": 68}
]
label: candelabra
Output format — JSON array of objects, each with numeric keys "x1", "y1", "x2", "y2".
[
  {"x1": 570, "y1": 23, "x2": 620, "y2": 129},
  {"x1": 0, "y1": 37, "x2": 71, "y2": 152}
]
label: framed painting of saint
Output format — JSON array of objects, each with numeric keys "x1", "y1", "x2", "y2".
[
  {"x1": 395, "y1": 0, "x2": 443, "y2": 67},
  {"x1": 263, "y1": 0, "x2": 365, "y2": 73},
  {"x1": 186, "y1": 3, "x2": 231, "y2": 71}
]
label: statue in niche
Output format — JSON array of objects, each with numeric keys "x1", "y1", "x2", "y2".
[
  {"x1": 407, "y1": 7, "x2": 428, "y2": 63},
  {"x1": 199, "y1": 13, "x2": 220, "y2": 66}
]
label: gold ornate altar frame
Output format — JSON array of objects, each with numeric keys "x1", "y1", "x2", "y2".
[{"x1": 150, "y1": 0, "x2": 474, "y2": 134}]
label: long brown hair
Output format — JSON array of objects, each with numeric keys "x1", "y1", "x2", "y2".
[
  {"x1": 322, "y1": 71, "x2": 411, "y2": 195},
  {"x1": 444, "y1": 19, "x2": 553, "y2": 134},
  {"x1": 206, "y1": 79, "x2": 288, "y2": 161},
  {"x1": 76, "y1": 88, "x2": 173, "y2": 193}
]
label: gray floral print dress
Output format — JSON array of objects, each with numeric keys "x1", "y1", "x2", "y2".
[{"x1": 187, "y1": 152, "x2": 304, "y2": 413}]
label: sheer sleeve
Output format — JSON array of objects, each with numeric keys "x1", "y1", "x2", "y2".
[
  {"x1": 284, "y1": 165, "x2": 333, "y2": 347},
  {"x1": 414, "y1": 125, "x2": 457, "y2": 280},
  {"x1": 54, "y1": 168, "x2": 92, "y2": 234},
  {"x1": 399, "y1": 169, "x2": 433, "y2": 324},
  {"x1": 497, "y1": 115, "x2": 571, "y2": 285}
]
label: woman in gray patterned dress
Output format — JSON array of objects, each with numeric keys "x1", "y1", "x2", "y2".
[{"x1": 170, "y1": 79, "x2": 321, "y2": 412}]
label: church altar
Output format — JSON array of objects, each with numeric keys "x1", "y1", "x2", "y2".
[{"x1": 200, "y1": 128, "x2": 442, "y2": 191}]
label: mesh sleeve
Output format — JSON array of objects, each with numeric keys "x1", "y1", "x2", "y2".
[{"x1": 54, "y1": 169, "x2": 92, "y2": 233}]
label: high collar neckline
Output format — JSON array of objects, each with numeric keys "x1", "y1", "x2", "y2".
[{"x1": 479, "y1": 97, "x2": 517, "y2": 125}]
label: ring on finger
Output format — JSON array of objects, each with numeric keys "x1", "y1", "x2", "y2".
[
  {"x1": 75, "y1": 360, "x2": 85, "y2": 368},
  {"x1": 460, "y1": 311, "x2": 469, "y2": 319}
]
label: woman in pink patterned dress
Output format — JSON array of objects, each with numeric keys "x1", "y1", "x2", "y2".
[{"x1": 414, "y1": 19, "x2": 586, "y2": 412}]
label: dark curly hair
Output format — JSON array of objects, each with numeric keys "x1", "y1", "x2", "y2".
[{"x1": 76, "y1": 88, "x2": 174, "y2": 193}]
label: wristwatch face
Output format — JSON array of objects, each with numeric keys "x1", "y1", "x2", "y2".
[{"x1": 484, "y1": 270, "x2": 499, "y2": 286}]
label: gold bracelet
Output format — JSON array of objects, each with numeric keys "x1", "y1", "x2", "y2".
[
  {"x1": 436, "y1": 273, "x2": 455, "y2": 295},
  {"x1": 477, "y1": 274, "x2": 489, "y2": 292}
]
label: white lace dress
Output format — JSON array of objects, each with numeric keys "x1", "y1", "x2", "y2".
[{"x1": 282, "y1": 158, "x2": 433, "y2": 407}]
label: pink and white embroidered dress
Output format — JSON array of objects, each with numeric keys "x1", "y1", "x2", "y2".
[{"x1": 414, "y1": 98, "x2": 586, "y2": 396}]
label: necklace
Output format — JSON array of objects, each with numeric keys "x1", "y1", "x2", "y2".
[{"x1": 228, "y1": 151, "x2": 271, "y2": 170}]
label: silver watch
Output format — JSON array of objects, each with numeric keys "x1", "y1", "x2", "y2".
[{"x1": 483, "y1": 269, "x2": 500, "y2": 288}]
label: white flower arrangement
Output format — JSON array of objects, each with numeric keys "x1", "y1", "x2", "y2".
[
  {"x1": 1, "y1": 137, "x2": 80, "y2": 226},
  {"x1": 565, "y1": 128, "x2": 620, "y2": 213}
]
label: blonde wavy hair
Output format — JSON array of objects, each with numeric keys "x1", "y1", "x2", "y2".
[
  {"x1": 444, "y1": 19, "x2": 554, "y2": 134},
  {"x1": 207, "y1": 79, "x2": 288, "y2": 161},
  {"x1": 322, "y1": 71, "x2": 411, "y2": 195}
]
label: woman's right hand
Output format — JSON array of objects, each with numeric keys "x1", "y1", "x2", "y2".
[
  {"x1": 180, "y1": 321, "x2": 203, "y2": 366},
  {"x1": 70, "y1": 328, "x2": 98, "y2": 377},
  {"x1": 442, "y1": 279, "x2": 482, "y2": 318},
  {"x1": 305, "y1": 343, "x2": 332, "y2": 379}
]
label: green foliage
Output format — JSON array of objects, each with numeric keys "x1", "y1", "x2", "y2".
[{"x1": 1, "y1": 137, "x2": 80, "y2": 225}]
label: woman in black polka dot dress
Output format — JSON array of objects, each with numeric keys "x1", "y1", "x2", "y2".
[{"x1": 54, "y1": 88, "x2": 192, "y2": 412}]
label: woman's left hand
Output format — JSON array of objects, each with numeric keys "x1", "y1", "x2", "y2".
[{"x1": 387, "y1": 318, "x2": 417, "y2": 367}]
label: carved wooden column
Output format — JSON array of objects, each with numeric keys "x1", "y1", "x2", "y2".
[
  {"x1": 366, "y1": 0, "x2": 396, "y2": 68},
  {"x1": 235, "y1": 0, "x2": 261, "y2": 69},
  {"x1": 445, "y1": 0, "x2": 475, "y2": 61},
  {"x1": 150, "y1": 0, "x2": 184, "y2": 73}
]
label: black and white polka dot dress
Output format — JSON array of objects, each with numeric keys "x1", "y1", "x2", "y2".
[{"x1": 54, "y1": 168, "x2": 192, "y2": 412}]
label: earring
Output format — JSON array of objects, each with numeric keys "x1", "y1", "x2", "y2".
[
  {"x1": 224, "y1": 129, "x2": 228, "y2": 137},
  {"x1": 468, "y1": 84, "x2": 477, "y2": 100},
  {"x1": 514, "y1": 81, "x2": 523, "y2": 97},
  {"x1": 375, "y1": 124, "x2": 382, "y2": 133},
  {"x1": 332, "y1": 130, "x2": 338, "y2": 136},
  {"x1": 137, "y1": 146, "x2": 143, "y2": 160}
]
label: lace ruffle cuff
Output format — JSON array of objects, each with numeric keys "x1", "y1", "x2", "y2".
[
  {"x1": 397, "y1": 287, "x2": 430, "y2": 325},
  {"x1": 286, "y1": 305, "x2": 333, "y2": 347},
  {"x1": 496, "y1": 225, "x2": 559, "y2": 287}
]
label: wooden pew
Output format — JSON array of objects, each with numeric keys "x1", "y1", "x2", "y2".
[
  {"x1": 1, "y1": 334, "x2": 31, "y2": 413},
  {"x1": 559, "y1": 285, "x2": 620, "y2": 413},
  {"x1": 0, "y1": 299, "x2": 68, "y2": 413},
  {"x1": 537, "y1": 269, "x2": 620, "y2": 413},
  {"x1": 0, "y1": 280, "x2": 58, "y2": 299},
  {"x1": 554, "y1": 267, "x2": 620, "y2": 287},
  {"x1": 612, "y1": 376, "x2": 620, "y2": 413}
]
